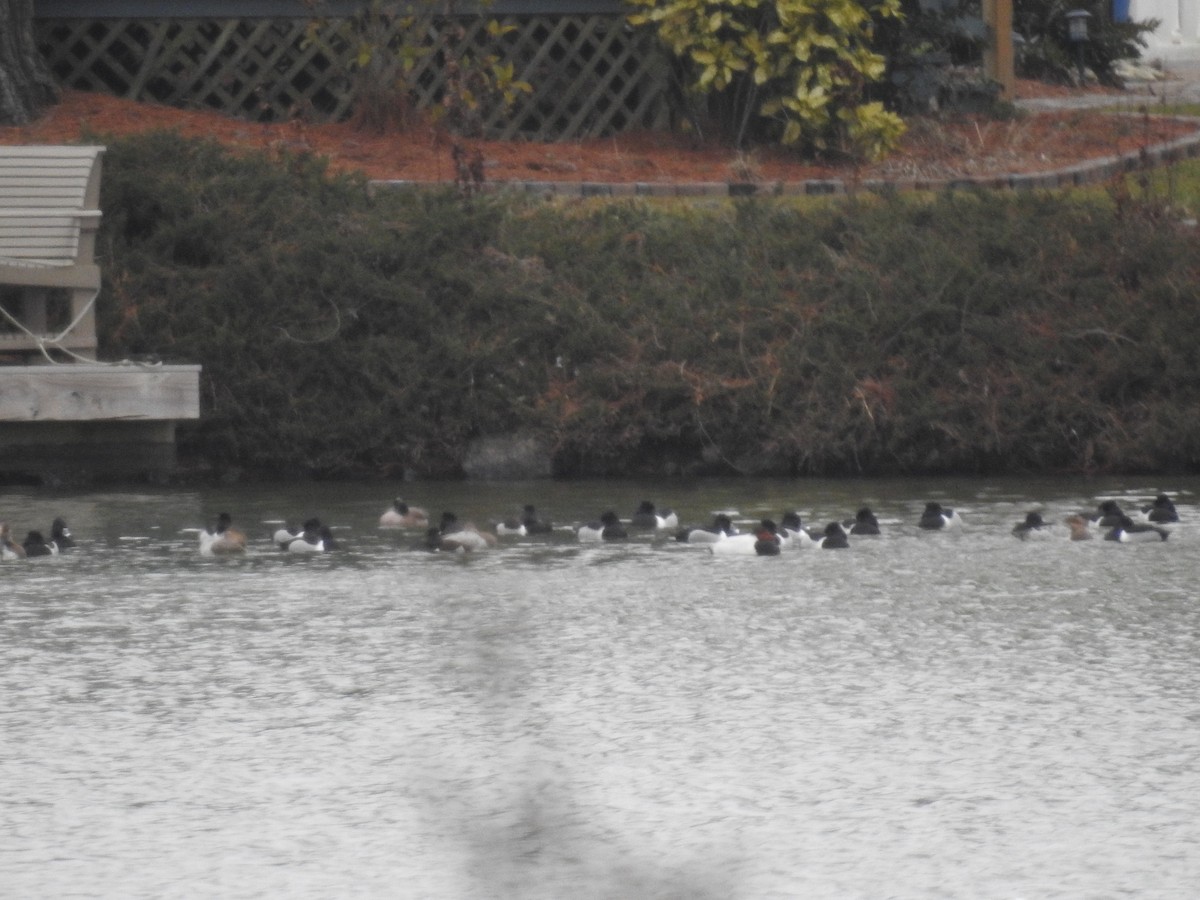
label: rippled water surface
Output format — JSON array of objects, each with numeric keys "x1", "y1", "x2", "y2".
[{"x1": 3, "y1": 477, "x2": 1199, "y2": 899}]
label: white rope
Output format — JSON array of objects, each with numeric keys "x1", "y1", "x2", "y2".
[
  {"x1": 0, "y1": 290, "x2": 164, "y2": 368},
  {"x1": 0, "y1": 289, "x2": 101, "y2": 364}
]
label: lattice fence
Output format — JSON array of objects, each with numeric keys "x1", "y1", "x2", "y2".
[{"x1": 35, "y1": 11, "x2": 673, "y2": 140}]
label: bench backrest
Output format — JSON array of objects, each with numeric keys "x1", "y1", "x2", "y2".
[
  {"x1": 1, "y1": 145, "x2": 106, "y2": 359},
  {"x1": 0, "y1": 145, "x2": 105, "y2": 269}
]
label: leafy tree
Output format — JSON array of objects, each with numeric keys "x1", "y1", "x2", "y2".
[{"x1": 626, "y1": 0, "x2": 907, "y2": 160}]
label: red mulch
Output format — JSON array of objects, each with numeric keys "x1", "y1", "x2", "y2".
[{"x1": 1, "y1": 85, "x2": 1196, "y2": 184}]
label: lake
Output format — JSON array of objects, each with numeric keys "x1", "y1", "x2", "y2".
[{"x1": 2, "y1": 476, "x2": 1199, "y2": 899}]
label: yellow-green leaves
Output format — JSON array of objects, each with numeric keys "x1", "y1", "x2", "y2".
[{"x1": 625, "y1": 0, "x2": 906, "y2": 159}]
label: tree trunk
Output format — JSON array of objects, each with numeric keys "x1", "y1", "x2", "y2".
[{"x1": 0, "y1": 0, "x2": 59, "y2": 126}]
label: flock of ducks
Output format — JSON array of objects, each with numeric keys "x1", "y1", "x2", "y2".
[
  {"x1": 370, "y1": 494, "x2": 1183, "y2": 557},
  {"x1": 0, "y1": 517, "x2": 74, "y2": 560},
  {"x1": 1, "y1": 494, "x2": 1181, "y2": 562}
]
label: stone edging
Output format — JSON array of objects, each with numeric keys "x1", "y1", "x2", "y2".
[{"x1": 370, "y1": 116, "x2": 1200, "y2": 198}]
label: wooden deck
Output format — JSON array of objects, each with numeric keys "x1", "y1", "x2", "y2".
[
  {"x1": 0, "y1": 364, "x2": 200, "y2": 422},
  {"x1": 0, "y1": 364, "x2": 201, "y2": 483}
]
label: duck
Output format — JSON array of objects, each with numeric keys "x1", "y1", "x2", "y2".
[
  {"x1": 495, "y1": 516, "x2": 527, "y2": 537},
  {"x1": 630, "y1": 500, "x2": 679, "y2": 531},
  {"x1": 675, "y1": 513, "x2": 738, "y2": 544},
  {"x1": 50, "y1": 517, "x2": 74, "y2": 550},
  {"x1": 1104, "y1": 514, "x2": 1169, "y2": 543},
  {"x1": 817, "y1": 522, "x2": 850, "y2": 549},
  {"x1": 379, "y1": 498, "x2": 429, "y2": 529},
  {"x1": 1064, "y1": 514, "x2": 1093, "y2": 541},
  {"x1": 285, "y1": 518, "x2": 337, "y2": 553},
  {"x1": 1090, "y1": 500, "x2": 1126, "y2": 529},
  {"x1": 273, "y1": 522, "x2": 304, "y2": 549},
  {"x1": 778, "y1": 511, "x2": 819, "y2": 549},
  {"x1": 754, "y1": 523, "x2": 782, "y2": 556},
  {"x1": 845, "y1": 507, "x2": 881, "y2": 536},
  {"x1": 518, "y1": 504, "x2": 553, "y2": 535},
  {"x1": 199, "y1": 512, "x2": 247, "y2": 556},
  {"x1": 1139, "y1": 494, "x2": 1179, "y2": 524},
  {"x1": 1012, "y1": 511, "x2": 1054, "y2": 541},
  {"x1": 496, "y1": 505, "x2": 554, "y2": 538},
  {"x1": 0, "y1": 522, "x2": 25, "y2": 560},
  {"x1": 710, "y1": 520, "x2": 781, "y2": 556},
  {"x1": 436, "y1": 512, "x2": 496, "y2": 552},
  {"x1": 577, "y1": 511, "x2": 628, "y2": 542},
  {"x1": 22, "y1": 530, "x2": 58, "y2": 557},
  {"x1": 918, "y1": 502, "x2": 963, "y2": 531}
]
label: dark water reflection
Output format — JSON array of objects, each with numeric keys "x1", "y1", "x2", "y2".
[{"x1": 3, "y1": 477, "x2": 1200, "y2": 898}]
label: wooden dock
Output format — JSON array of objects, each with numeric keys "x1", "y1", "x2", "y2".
[
  {"x1": 0, "y1": 364, "x2": 201, "y2": 483},
  {"x1": 2, "y1": 144, "x2": 201, "y2": 484}
]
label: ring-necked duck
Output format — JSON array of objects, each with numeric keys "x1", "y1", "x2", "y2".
[
  {"x1": 577, "y1": 511, "x2": 628, "y2": 542},
  {"x1": 1139, "y1": 494, "x2": 1179, "y2": 524},
  {"x1": 1104, "y1": 514, "x2": 1169, "y2": 543},
  {"x1": 818, "y1": 522, "x2": 850, "y2": 549},
  {"x1": 630, "y1": 501, "x2": 678, "y2": 531},
  {"x1": 846, "y1": 507, "x2": 881, "y2": 536},
  {"x1": 22, "y1": 530, "x2": 58, "y2": 557},
  {"x1": 778, "y1": 511, "x2": 819, "y2": 549},
  {"x1": 50, "y1": 517, "x2": 74, "y2": 550},
  {"x1": 1012, "y1": 511, "x2": 1053, "y2": 541},
  {"x1": 285, "y1": 518, "x2": 337, "y2": 553},
  {"x1": 675, "y1": 513, "x2": 737, "y2": 544},
  {"x1": 918, "y1": 502, "x2": 963, "y2": 531}
]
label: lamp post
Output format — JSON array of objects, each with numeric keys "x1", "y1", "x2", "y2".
[{"x1": 1066, "y1": 9, "x2": 1092, "y2": 85}]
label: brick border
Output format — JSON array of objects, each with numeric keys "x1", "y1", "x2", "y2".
[{"x1": 370, "y1": 115, "x2": 1200, "y2": 199}]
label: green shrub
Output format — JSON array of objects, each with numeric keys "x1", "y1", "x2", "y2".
[
  {"x1": 624, "y1": 0, "x2": 907, "y2": 160},
  {"x1": 97, "y1": 132, "x2": 1200, "y2": 479},
  {"x1": 1014, "y1": 0, "x2": 1158, "y2": 86}
]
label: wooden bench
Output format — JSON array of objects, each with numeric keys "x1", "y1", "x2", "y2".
[{"x1": 0, "y1": 145, "x2": 105, "y2": 361}]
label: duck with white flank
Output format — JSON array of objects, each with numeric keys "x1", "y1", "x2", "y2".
[
  {"x1": 1104, "y1": 514, "x2": 1169, "y2": 543},
  {"x1": 1012, "y1": 511, "x2": 1054, "y2": 541},
  {"x1": 273, "y1": 522, "x2": 304, "y2": 549},
  {"x1": 497, "y1": 504, "x2": 554, "y2": 537},
  {"x1": 846, "y1": 507, "x2": 881, "y2": 536},
  {"x1": 675, "y1": 513, "x2": 738, "y2": 544},
  {"x1": 577, "y1": 511, "x2": 628, "y2": 542},
  {"x1": 710, "y1": 520, "x2": 782, "y2": 556},
  {"x1": 519, "y1": 504, "x2": 553, "y2": 535},
  {"x1": 199, "y1": 512, "x2": 247, "y2": 556},
  {"x1": 379, "y1": 498, "x2": 429, "y2": 529},
  {"x1": 1091, "y1": 500, "x2": 1126, "y2": 529},
  {"x1": 778, "y1": 511, "x2": 819, "y2": 549},
  {"x1": 1139, "y1": 494, "x2": 1179, "y2": 524},
  {"x1": 918, "y1": 502, "x2": 963, "y2": 531},
  {"x1": 22, "y1": 530, "x2": 58, "y2": 558},
  {"x1": 630, "y1": 500, "x2": 679, "y2": 531},
  {"x1": 50, "y1": 517, "x2": 74, "y2": 550},
  {"x1": 281, "y1": 518, "x2": 337, "y2": 553}
]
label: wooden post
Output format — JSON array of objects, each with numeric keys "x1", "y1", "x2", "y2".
[{"x1": 983, "y1": 0, "x2": 1015, "y2": 101}]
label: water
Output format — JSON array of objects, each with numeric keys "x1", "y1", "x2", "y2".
[{"x1": 3, "y1": 477, "x2": 1199, "y2": 899}]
